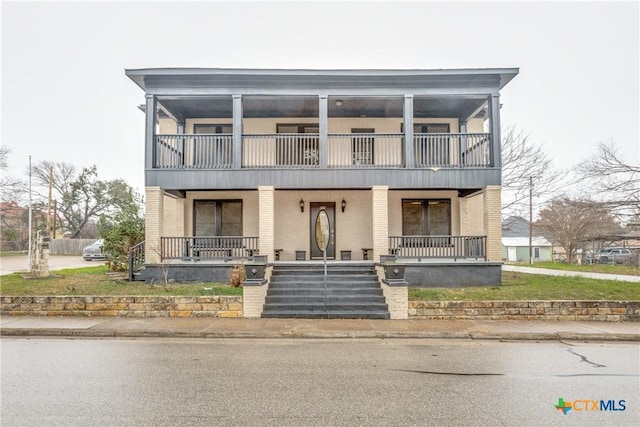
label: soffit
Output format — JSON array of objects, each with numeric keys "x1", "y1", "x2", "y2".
[{"x1": 157, "y1": 95, "x2": 487, "y2": 122}]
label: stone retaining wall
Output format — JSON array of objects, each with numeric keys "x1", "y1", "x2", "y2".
[
  {"x1": 409, "y1": 300, "x2": 640, "y2": 321},
  {"x1": 0, "y1": 296, "x2": 242, "y2": 318},
  {"x1": 2, "y1": 297, "x2": 638, "y2": 321}
]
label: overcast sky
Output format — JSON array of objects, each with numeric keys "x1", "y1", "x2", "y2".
[{"x1": 2, "y1": 1, "x2": 638, "y2": 196}]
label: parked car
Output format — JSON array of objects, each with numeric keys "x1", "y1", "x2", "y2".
[
  {"x1": 595, "y1": 247, "x2": 632, "y2": 264},
  {"x1": 82, "y1": 239, "x2": 105, "y2": 261}
]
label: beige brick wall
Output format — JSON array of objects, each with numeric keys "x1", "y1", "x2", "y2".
[
  {"x1": 380, "y1": 282, "x2": 408, "y2": 319},
  {"x1": 145, "y1": 187, "x2": 163, "y2": 264},
  {"x1": 274, "y1": 190, "x2": 373, "y2": 261},
  {"x1": 258, "y1": 186, "x2": 275, "y2": 263},
  {"x1": 243, "y1": 284, "x2": 268, "y2": 318},
  {"x1": 371, "y1": 186, "x2": 389, "y2": 262},
  {"x1": 163, "y1": 193, "x2": 185, "y2": 237},
  {"x1": 483, "y1": 186, "x2": 502, "y2": 262},
  {"x1": 459, "y1": 191, "x2": 485, "y2": 236}
]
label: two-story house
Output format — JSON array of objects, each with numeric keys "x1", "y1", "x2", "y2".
[{"x1": 126, "y1": 67, "x2": 518, "y2": 318}]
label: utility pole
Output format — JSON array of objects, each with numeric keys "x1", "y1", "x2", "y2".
[
  {"x1": 28, "y1": 155, "x2": 33, "y2": 271},
  {"x1": 47, "y1": 166, "x2": 53, "y2": 235},
  {"x1": 529, "y1": 176, "x2": 533, "y2": 264}
]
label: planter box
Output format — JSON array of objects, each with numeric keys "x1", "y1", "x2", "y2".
[
  {"x1": 340, "y1": 250, "x2": 352, "y2": 261},
  {"x1": 384, "y1": 264, "x2": 406, "y2": 280},
  {"x1": 244, "y1": 264, "x2": 266, "y2": 280}
]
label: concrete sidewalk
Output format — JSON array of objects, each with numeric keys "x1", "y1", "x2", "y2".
[
  {"x1": 1, "y1": 316, "x2": 638, "y2": 341},
  {"x1": 503, "y1": 264, "x2": 640, "y2": 282}
]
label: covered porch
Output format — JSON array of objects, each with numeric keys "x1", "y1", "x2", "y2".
[{"x1": 141, "y1": 185, "x2": 501, "y2": 283}]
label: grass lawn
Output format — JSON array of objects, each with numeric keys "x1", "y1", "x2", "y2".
[
  {"x1": 409, "y1": 271, "x2": 639, "y2": 301},
  {"x1": 0, "y1": 265, "x2": 242, "y2": 297},
  {"x1": 2, "y1": 265, "x2": 637, "y2": 301}
]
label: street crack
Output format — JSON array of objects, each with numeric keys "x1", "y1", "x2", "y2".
[
  {"x1": 567, "y1": 347, "x2": 606, "y2": 368},
  {"x1": 396, "y1": 369, "x2": 503, "y2": 376}
]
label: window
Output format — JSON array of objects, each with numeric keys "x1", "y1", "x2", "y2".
[
  {"x1": 276, "y1": 124, "x2": 319, "y2": 166},
  {"x1": 193, "y1": 124, "x2": 233, "y2": 167},
  {"x1": 194, "y1": 124, "x2": 232, "y2": 134},
  {"x1": 402, "y1": 199, "x2": 451, "y2": 235},
  {"x1": 534, "y1": 247, "x2": 541, "y2": 258},
  {"x1": 414, "y1": 123, "x2": 450, "y2": 166},
  {"x1": 193, "y1": 200, "x2": 242, "y2": 236},
  {"x1": 351, "y1": 128, "x2": 374, "y2": 165}
]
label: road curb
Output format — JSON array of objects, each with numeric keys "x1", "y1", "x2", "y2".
[{"x1": 2, "y1": 328, "x2": 638, "y2": 341}]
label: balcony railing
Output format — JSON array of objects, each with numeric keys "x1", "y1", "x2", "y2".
[
  {"x1": 328, "y1": 133, "x2": 403, "y2": 168},
  {"x1": 388, "y1": 235, "x2": 486, "y2": 260},
  {"x1": 154, "y1": 134, "x2": 233, "y2": 169},
  {"x1": 153, "y1": 133, "x2": 492, "y2": 169},
  {"x1": 414, "y1": 133, "x2": 490, "y2": 167},
  {"x1": 243, "y1": 134, "x2": 320, "y2": 168},
  {"x1": 161, "y1": 236, "x2": 259, "y2": 261}
]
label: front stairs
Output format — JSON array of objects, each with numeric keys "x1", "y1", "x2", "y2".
[{"x1": 261, "y1": 263, "x2": 390, "y2": 319}]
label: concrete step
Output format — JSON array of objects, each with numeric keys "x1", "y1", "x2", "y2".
[
  {"x1": 261, "y1": 310, "x2": 391, "y2": 319},
  {"x1": 264, "y1": 301, "x2": 389, "y2": 310},
  {"x1": 265, "y1": 295, "x2": 386, "y2": 304},
  {"x1": 262, "y1": 263, "x2": 389, "y2": 319},
  {"x1": 268, "y1": 280, "x2": 381, "y2": 289},
  {"x1": 266, "y1": 288, "x2": 383, "y2": 296}
]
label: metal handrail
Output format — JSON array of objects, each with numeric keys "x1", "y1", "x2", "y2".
[{"x1": 127, "y1": 241, "x2": 145, "y2": 281}]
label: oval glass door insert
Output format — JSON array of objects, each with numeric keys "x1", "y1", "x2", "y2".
[{"x1": 315, "y1": 209, "x2": 330, "y2": 251}]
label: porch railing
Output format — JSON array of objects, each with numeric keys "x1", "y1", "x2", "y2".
[
  {"x1": 414, "y1": 133, "x2": 491, "y2": 167},
  {"x1": 161, "y1": 236, "x2": 259, "y2": 260},
  {"x1": 153, "y1": 132, "x2": 491, "y2": 169},
  {"x1": 388, "y1": 235, "x2": 486, "y2": 260},
  {"x1": 154, "y1": 134, "x2": 233, "y2": 168}
]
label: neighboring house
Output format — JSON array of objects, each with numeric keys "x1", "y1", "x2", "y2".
[
  {"x1": 502, "y1": 216, "x2": 532, "y2": 238},
  {"x1": 126, "y1": 67, "x2": 518, "y2": 314},
  {"x1": 501, "y1": 237, "x2": 553, "y2": 263}
]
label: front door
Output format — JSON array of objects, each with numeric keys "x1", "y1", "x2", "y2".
[{"x1": 310, "y1": 203, "x2": 336, "y2": 259}]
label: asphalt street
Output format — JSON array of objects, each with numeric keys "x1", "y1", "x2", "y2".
[
  {"x1": 0, "y1": 255, "x2": 100, "y2": 275},
  {"x1": 1, "y1": 338, "x2": 638, "y2": 426}
]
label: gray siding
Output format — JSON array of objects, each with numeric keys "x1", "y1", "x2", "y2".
[{"x1": 146, "y1": 168, "x2": 501, "y2": 190}]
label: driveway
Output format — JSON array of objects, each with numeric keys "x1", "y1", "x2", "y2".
[{"x1": 0, "y1": 255, "x2": 104, "y2": 276}]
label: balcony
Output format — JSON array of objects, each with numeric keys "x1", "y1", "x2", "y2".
[{"x1": 153, "y1": 132, "x2": 491, "y2": 170}]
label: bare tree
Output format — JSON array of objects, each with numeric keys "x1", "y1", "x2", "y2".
[
  {"x1": 501, "y1": 126, "x2": 561, "y2": 220},
  {"x1": 577, "y1": 142, "x2": 639, "y2": 220},
  {"x1": 0, "y1": 145, "x2": 24, "y2": 203},
  {"x1": 536, "y1": 197, "x2": 622, "y2": 263}
]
